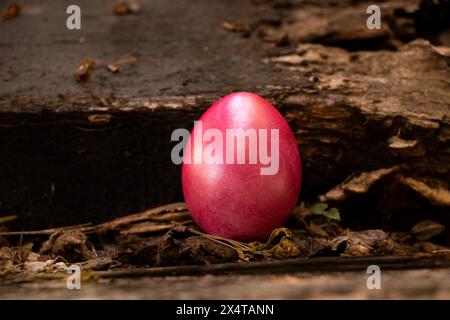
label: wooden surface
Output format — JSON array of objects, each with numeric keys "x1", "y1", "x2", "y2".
[
  {"x1": 1, "y1": 0, "x2": 449, "y2": 230},
  {"x1": 0, "y1": 0, "x2": 289, "y2": 111},
  {"x1": 0, "y1": 1, "x2": 449, "y2": 299},
  {"x1": 2, "y1": 267, "x2": 450, "y2": 299},
  {"x1": 2, "y1": 255, "x2": 450, "y2": 299}
]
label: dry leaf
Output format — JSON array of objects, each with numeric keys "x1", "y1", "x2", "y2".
[
  {"x1": 128, "y1": 0, "x2": 141, "y2": 13},
  {"x1": 411, "y1": 220, "x2": 445, "y2": 241},
  {"x1": 296, "y1": 238, "x2": 331, "y2": 257},
  {"x1": 0, "y1": 203, "x2": 189, "y2": 237},
  {"x1": 388, "y1": 136, "x2": 419, "y2": 149},
  {"x1": 23, "y1": 259, "x2": 66, "y2": 273},
  {"x1": 328, "y1": 229, "x2": 396, "y2": 256},
  {"x1": 0, "y1": 246, "x2": 14, "y2": 261},
  {"x1": 121, "y1": 221, "x2": 176, "y2": 235},
  {"x1": 432, "y1": 45, "x2": 450, "y2": 57},
  {"x1": 398, "y1": 176, "x2": 450, "y2": 206},
  {"x1": 419, "y1": 241, "x2": 450, "y2": 254},
  {"x1": 113, "y1": 2, "x2": 130, "y2": 15},
  {"x1": 107, "y1": 63, "x2": 120, "y2": 73},
  {"x1": 180, "y1": 237, "x2": 239, "y2": 264},
  {"x1": 0, "y1": 215, "x2": 16, "y2": 225},
  {"x1": 40, "y1": 231, "x2": 96, "y2": 263},
  {"x1": 320, "y1": 166, "x2": 400, "y2": 202},
  {"x1": 87, "y1": 114, "x2": 112, "y2": 124},
  {"x1": 156, "y1": 226, "x2": 238, "y2": 266},
  {"x1": 223, "y1": 21, "x2": 251, "y2": 33},
  {"x1": 113, "y1": 1, "x2": 140, "y2": 15},
  {"x1": 2, "y1": 3, "x2": 20, "y2": 21},
  {"x1": 307, "y1": 221, "x2": 329, "y2": 237},
  {"x1": 81, "y1": 257, "x2": 116, "y2": 271},
  {"x1": 387, "y1": 136, "x2": 425, "y2": 157},
  {"x1": 106, "y1": 56, "x2": 138, "y2": 73},
  {"x1": 74, "y1": 60, "x2": 95, "y2": 81}
]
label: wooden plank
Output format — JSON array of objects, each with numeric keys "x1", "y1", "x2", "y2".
[
  {"x1": 1, "y1": 256, "x2": 450, "y2": 299},
  {"x1": 0, "y1": 0, "x2": 449, "y2": 230}
]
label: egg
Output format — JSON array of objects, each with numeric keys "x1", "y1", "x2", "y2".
[{"x1": 182, "y1": 92, "x2": 302, "y2": 241}]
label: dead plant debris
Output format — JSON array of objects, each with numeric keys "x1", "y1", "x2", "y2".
[
  {"x1": 113, "y1": 1, "x2": 141, "y2": 15},
  {"x1": 1, "y1": 165, "x2": 449, "y2": 277},
  {"x1": 223, "y1": 21, "x2": 252, "y2": 37},
  {"x1": 0, "y1": 197, "x2": 448, "y2": 278},
  {"x1": 0, "y1": 215, "x2": 17, "y2": 225},
  {"x1": 319, "y1": 166, "x2": 401, "y2": 202},
  {"x1": 2, "y1": 3, "x2": 20, "y2": 21},
  {"x1": 39, "y1": 230, "x2": 96, "y2": 263},
  {"x1": 74, "y1": 60, "x2": 96, "y2": 81},
  {"x1": 223, "y1": 21, "x2": 251, "y2": 32},
  {"x1": 106, "y1": 56, "x2": 139, "y2": 73},
  {"x1": 411, "y1": 220, "x2": 445, "y2": 241}
]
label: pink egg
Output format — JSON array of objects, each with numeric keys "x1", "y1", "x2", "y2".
[{"x1": 182, "y1": 92, "x2": 302, "y2": 241}]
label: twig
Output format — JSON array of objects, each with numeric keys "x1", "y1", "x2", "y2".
[
  {"x1": 0, "y1": 215, "x2": 17, "y2": 225},
  {"x1": 0, "y1": 223, "x2": 93, "y2": 236},
  {"x1": 0, "y1": 202, "x2": 188, "y2": 236}
]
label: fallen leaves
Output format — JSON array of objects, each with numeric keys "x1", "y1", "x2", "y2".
[
  {"x1": 2, "y1": 164, "x2": 449, "y2": 271},
  {"x1": 122, "y1": 221, "x2": 176, "y2": 235},
  {"x1": 0, "y1": 246, "x2": 14, "y2": 262},
  {"x1": 0, "y1": 184, "x2": 449, "y2": 275},
  {"x1": 0, "y1": 215, "x2": 16, "y2": 225},
  {"x1": 314, "y1": 166, "x2": 450, "y2": 257},
  {"x1": 292, "y1": 202, "x2": 343, "y2": 239},
  {"x1": 223, "y1": 21, "x2": 252, "y2": 37},
  {"x1": 106, "y1": 56, "x2": 139, "y2": 73},
  {"x1": 113, "y1": 1, "x2": 141, "y2": 15},
  {"x1": 265, "y1": 44, "x2": 350, "y2": 69},
  {"x1": 2, "y1": 3, "x2": 20, "y2": 21},
  {"x1": 39, "y1": 230, "x2": 96, "y2": 263},
  {"x1": 74, "y1": 56, "x2": 139, "y2": 81},
  {"x1": 188, "y1": 227, "x2": 301, "y2": 261},
  {"x1": 412, "y1": 220, "x2": 445, "y2": 241},
  {"x1": 155, "y1": 226, "x2": 301, "y2": 266},
  {"x1": 156, "y1": 226, "x2": 239, "y2": 266},
  {"x1": 329, "y1": 229, "x2": 397, "y2": 257},
  {"x1": 87, "y1": 114, "x2": 112, "y2": 124},
  {"x1": 398, "y1": 176, "x2": 450, "y2": 206},
  {"x1": 81, "y1": 257, "x2": 118, "y2": 271},
  {"x1": 418, "y1": 241, "x2": 450, "y2": 254},
  {"x1": 248, "y1": 228, "x2": 300, "y2": 259},
  {"x1": 319, "y1": 166, "x2": 450, "y2": 209},
  {"x1": 432, "y1": 45, "x2": 450, "y2": 57},
  {"x1": 0, "y1": 203, "x2": 191, "y2": 237},
  {"x1": 74, "y1": 60, "x2": 96, "y2": 82},
  {"x1": 24, "y1": 260, "x2": 67, "y2": 273},
  {"x1": 106, "y1": 63, "x2": 120, "y2": 73},
  {"x1": 113, "y1": 2, "x2": 130, "y2": 15},
  {"x1": 387, "y1": 136, "x2": 425, "y2": 157},
  {"x1": 223, "y1": 21, "x2": 251, "y2": 32},
  {"x1": 94, "y1": 202, "x2": 192, "y2": 235},
  {"x1": 319, "y1": 166, "x2": 401, "y2": 202}
]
